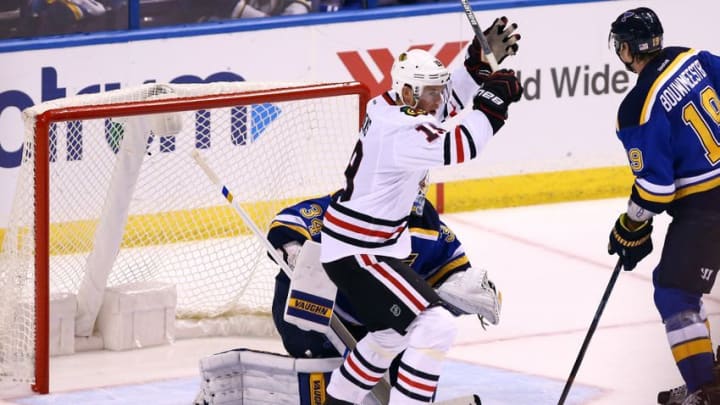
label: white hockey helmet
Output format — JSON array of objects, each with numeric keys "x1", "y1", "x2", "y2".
[{"x1": 391, "y1": 49, "x2": 451, "y2": 107}]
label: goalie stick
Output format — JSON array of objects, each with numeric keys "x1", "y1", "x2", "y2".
[{"x1": 557, "y1": 258, "x2": 623, "y2": 405}]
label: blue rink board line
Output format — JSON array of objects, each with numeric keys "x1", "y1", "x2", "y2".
[{"x1": 13, "y1": 360, "x2": 602, "y2": 405}]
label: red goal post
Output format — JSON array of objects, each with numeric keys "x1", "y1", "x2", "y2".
[{"x1": 0, "y1": 81, "x2": 369, "y2": 394}]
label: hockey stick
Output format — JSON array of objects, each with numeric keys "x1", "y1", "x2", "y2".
[
  {"x1": 440, "y1": 0, "x2": 497, "y2": 132},
  {"x1": 190, "y1": 150, "x2": 392, "y2": 405},
  {"x1": 557, "y1": 258, "x2": 624, "y2": 405},
  {"x1": 459, "y1": 0, "x2": 499, "y2": 71}
]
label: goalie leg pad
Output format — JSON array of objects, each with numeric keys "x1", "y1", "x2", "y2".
[
  {"x1": 284, "y1": 241, "x2": 338, "y2": 334},
  {"x1": 197, "y1": 348, "x2": 343, "y2": 405},
  {"x1": 436, "y1": 267, "x2": 502, "y2": 325}
]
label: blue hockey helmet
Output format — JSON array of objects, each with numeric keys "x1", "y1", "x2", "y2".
[{"x1": 609, "y1": 7, "x2": 664, "y2": 55}]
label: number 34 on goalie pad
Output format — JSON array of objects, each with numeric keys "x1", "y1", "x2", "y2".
[{"x1": 284, "y1": 241, "x2": 337, "y2": 333}]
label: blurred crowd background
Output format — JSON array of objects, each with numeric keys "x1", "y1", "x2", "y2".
[{"x1": 0, "y1": 0, "x2": 452, "y2": 39}]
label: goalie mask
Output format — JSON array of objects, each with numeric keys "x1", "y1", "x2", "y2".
[
  {"x1": 391, "y1": 49, "x2": 451, "y2": 119},
  {"x1": 609, "y1": 7, "x2": 663, "y2": 57}
]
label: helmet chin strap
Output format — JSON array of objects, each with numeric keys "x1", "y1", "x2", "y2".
[
  {"x1": 624, "y1": 60, "x2": 635, "y2": 73},
  {"x1": 616, "y1": 48, "x2": 637, "y2": 73}
]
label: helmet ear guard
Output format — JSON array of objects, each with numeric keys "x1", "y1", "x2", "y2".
[
  {"x1": 391, "y1": 49, "x2": 451, "y2": 107},
  {"x1": 609, "y1": 7, "x2": 664, "y2": 56}
]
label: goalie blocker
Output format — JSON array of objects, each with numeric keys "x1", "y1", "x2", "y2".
[{"x1": 284, "y1": 240, "x2": 338, "y2": 335}]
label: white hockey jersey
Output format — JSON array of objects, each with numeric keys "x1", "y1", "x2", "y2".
[{"x1": 320, "y1": 67, "x2": 495, "y2": 263}]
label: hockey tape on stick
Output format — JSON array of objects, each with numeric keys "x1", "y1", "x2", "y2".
[
  {"x1": 441, "y1": 0, "x2": 499, "y2": 131},
  {"x1": 190, "y1": 150, "x2": 391, "y2": 404},
  {"x1": 557, "y1": 258, "x2": 623, "y2": 405},
  {"x1": 459, "y1": 0, "x2": 499, "y2": 71}
]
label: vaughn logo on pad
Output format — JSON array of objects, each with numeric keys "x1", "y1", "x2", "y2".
[{"x1": 286, "y1": 290, "x2": 334, "y2": 326}]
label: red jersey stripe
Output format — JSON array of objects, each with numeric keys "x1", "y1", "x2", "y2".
[
  {"x1": 346, "y1": 355, "x2": 382, "y2": 383},
  {"x1": 325, "y1": 211, "x2": 403, "y2": 238},
  {"x1": 360, "y1": 255, "x2": 426, "y2": 311},
  {"x1": 398, "y1": 373, "x2": 437, "y2": 393},
  {"x1": 454, "y1": 127, "x2": 465, "y2": 163}
]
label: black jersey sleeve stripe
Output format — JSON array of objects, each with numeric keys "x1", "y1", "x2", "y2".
[
  {"x1": 330, "y1": 200, "x2": 408, "y2": 227},
  {"x1": 395, "y1": 383, "x2": 434, "y2": 402},
  {"x1": 322, "y1": 226, "x2": 404, "y2": 248},
  {"x1": 353, "y1": 351, "x2": 386, "y2": 374},
  {"x1": 339, "y1": 365, "x2": 375, "y2": 390},
  {"x1": 459, "y1": 125, "x2": 477, "y2": 159},
  {"x1": 443, "y1": 132, "x2": 452, "y2": 165},
  {"x1": 399, "y1": 361, "x2": 440, "y2": 381}
]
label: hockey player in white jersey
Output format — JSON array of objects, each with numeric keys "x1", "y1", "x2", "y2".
[{"x1": 319, "y1": 24, "x2": 523, "y2": 404}]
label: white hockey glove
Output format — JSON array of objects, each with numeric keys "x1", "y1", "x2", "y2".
[
  {"x1": 436, "y1": 267, "x2": 502, "y2": 326},
  {"x1": 283, "y1": 241, "x2": 337, "y2": 333},
  {"x1": 483, "y1": 17, "x2": 520, "y2": 64},
  {"x1": 277, "y1": 241, "x2": 302, "y2": 269},
  {"x1": 465, "y1": 16, "x2": 521, "y2": 85}
]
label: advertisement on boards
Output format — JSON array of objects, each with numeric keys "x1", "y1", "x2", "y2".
[{"x1": 0, "y1": 0, "x2": 717, "y2": 226}]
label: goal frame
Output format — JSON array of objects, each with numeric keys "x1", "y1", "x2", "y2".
[{"x1": 28, "y1": 81, "x2": 370, "y2": 393}]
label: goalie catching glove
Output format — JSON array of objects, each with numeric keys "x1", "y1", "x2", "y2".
[
  {"x1": 473, "y1": 69, "x2": 523, "y2": 133},
  {"x1": 436, "y1": 267, "x2": 502, "y2": 325},
  {"x1": 465, "y1": 16, "x2": 521, "y2": 84}
]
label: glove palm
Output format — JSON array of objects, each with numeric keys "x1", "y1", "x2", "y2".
[{"x1": 465, "y1": 16, "x2": 521, "y2": 84}]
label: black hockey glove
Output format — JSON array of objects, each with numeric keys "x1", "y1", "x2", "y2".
[
  {"x1": 608, "y1": 213, "x2": 653, "y2": 271},
  {"x1": 472, "y1": 69, "x2": 523, "y2": 133},
  {"x1": 464, "y1": 16, "x2": 521, "y2": 84},
  {"x1": 464, "y1": 38, "x2": 492, "y2": 85}
]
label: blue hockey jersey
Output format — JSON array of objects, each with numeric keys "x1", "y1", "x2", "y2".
[
  {"x1": 267, "y1": 193, "x2": 471, "y2": 324},
  {"x1": 616, "y1": 47, "x2": 720, "y2": 216}
]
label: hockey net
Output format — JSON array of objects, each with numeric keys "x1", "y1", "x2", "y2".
[{"x1": 0, "y1": 81, "x2": 368, "y2": 392}]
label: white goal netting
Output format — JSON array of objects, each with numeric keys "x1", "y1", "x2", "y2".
[{"x1": 0, "y1": 81, "x2": 366, "y2": 388}]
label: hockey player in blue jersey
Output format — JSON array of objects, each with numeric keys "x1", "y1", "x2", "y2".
[
  {"x1": 607, "y1": 7, "x2": 720, "y2": 405},
  {"x1": 267, "y1": 187, "x2": 501, "y2": 361}
]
